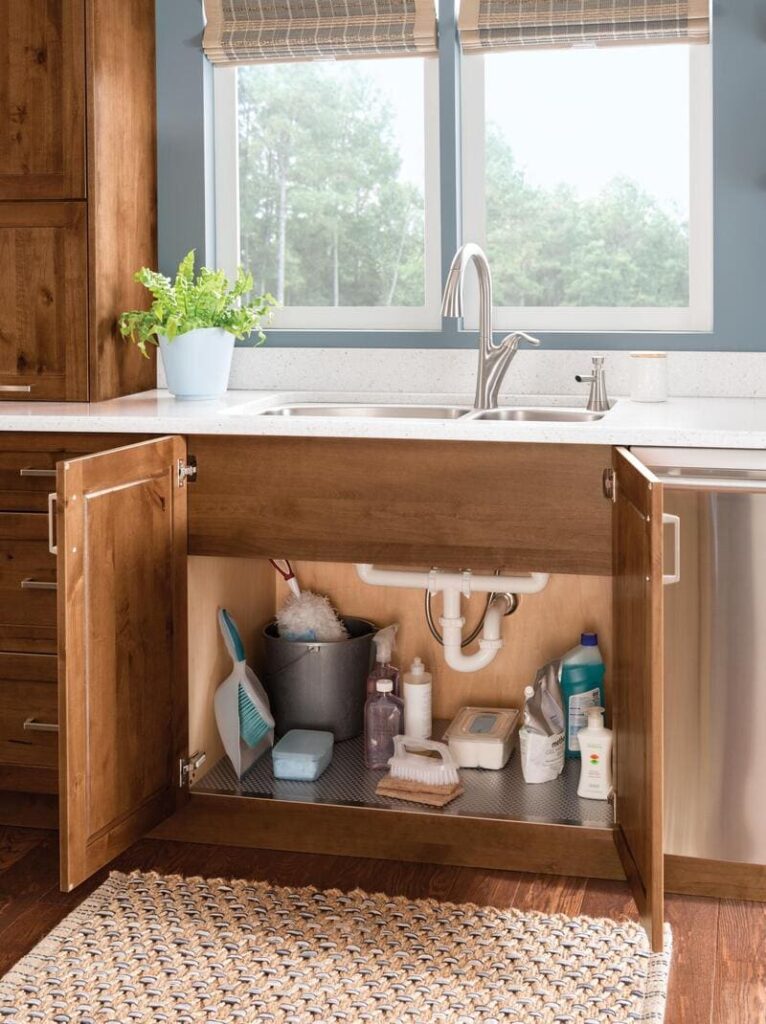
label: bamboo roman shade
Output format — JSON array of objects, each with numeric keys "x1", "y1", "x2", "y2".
[
  {"x1": 458, "y1": 0, "x2": 710, "y2": 52},
  {"x1": 202, "y1": 0, "x2": 438, "y2": 65}
]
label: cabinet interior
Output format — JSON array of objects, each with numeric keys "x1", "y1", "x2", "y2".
[{"x1": 187, "y1": 555, "x2": 614, "y2": 831}]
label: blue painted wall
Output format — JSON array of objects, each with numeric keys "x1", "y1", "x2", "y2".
[{"x1": 156, "y1": 0, "x2": 766, "y2": 351}]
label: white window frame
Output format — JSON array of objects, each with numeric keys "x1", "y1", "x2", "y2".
[
  {"x1": 213, "y1": 58, "x2": 443, "y2": 331},
  {"x1": 460, "y1": 45, "x2": 714, "y2": 333}
]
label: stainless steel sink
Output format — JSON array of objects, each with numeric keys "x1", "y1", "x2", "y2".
[
  {"x1": 260, "y1": 403, "x2": 471, "y2": 419},
  {"x1": 467, "y1": 407, "x2": 607, "y2": 423}
]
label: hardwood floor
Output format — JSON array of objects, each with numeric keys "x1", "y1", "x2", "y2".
[{"x1": 0, "y1": 826, "x2": 761, "y2": 1023}]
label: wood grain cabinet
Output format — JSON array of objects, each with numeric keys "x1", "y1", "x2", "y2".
[
  {"x1": 0, "y1": 0, "x2": 156, "y2": 402},
  {"x1": 0, "y1": 202, "x2": 88, "y2": 399},
  {"x1": 43, "y1": 436, "x2": 667, "y2": 952},
  {"x1": 0, "y1": 0, "x2": 86, "y2": 201}
]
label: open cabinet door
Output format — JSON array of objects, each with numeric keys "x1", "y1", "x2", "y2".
[
  {"x1": 57, "y1": 437, "x2": 189, "y2": 891},
  {"x1": 611, "y1": 447, "x2": 665, "y2": 952}
]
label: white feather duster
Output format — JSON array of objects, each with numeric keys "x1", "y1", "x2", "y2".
[{"x1": 275, "y1": 591, "x2": 349, "y2": 642}]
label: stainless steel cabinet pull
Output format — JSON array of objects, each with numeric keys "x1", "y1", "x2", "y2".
[
  {"x1": 47, "y1": 492, "x2": 58, "y2": 555},
  {"x1": 20, "y1": 578, "x2": 57, "y2": 591},
  {"x1": 19, "y1": 468, "x2": 56, "y2": 478},
  {"x1": 0, "y1": 385, "x2": 31, "y2": 393},
  {"x1": 23, "y1": 718, "x2": 58, "y2": 733},
  {"x1": 662, "y1": 513, "x2": 681, "y2": 586}
]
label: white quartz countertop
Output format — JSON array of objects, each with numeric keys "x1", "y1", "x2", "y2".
[{"x1": 0, "y1": 389, "x2": 765, "y2": 449}]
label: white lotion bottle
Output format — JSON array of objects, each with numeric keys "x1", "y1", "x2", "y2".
[
  {"x1": 403, "y1": 657, "x2": 432, "y2": 740},
  {"x1": 576, "y1": 706, "x2": 613, "y2": 800}
]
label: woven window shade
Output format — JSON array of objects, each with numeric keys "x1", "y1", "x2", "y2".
[
  {"x1": 203, "y1": 0, "x2": 438, "y2": 65},
  {"x1": 458, "y1": 0, "x2": 710, "y2": 53}
]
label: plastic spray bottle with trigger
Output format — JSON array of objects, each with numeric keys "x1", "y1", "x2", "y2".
[{"x1": 367, "y1": 624, "x2": 401, "y2": 697}]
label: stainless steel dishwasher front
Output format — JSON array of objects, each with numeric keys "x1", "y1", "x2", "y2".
[{"x1": 635, "y1": 447, "x2": 766, "y2": 866}]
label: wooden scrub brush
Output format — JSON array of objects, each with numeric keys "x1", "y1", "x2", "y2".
[{"x1": 376, "y1": 736, "x2": 463, "y2": 808}]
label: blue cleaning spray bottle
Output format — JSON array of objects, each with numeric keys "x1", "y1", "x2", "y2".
[{"x1": 560, "y1": 632, "x2": 605, "y2": 760}]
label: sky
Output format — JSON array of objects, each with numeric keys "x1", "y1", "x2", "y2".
[
  {"x1": 262, "y1": 46, "x2": 690, "y2": 218},
  {"x1": 484, "y1": 45, "x2": 690, "y2": 217}
]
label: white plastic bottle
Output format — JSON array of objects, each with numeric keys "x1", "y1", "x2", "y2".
[
  {"x1": 403, "y1": 656, "x2": 432, "y2": 740},
  {"x1": 577, "y1": 706, "x2": 613, "y2": 800}
]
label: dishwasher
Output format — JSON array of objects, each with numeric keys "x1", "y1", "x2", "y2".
[{"x1": 636, "y1": 447, "x2": 766, "y2": 866}]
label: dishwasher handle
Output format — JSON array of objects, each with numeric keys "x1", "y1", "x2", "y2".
[{"x1": 662, "y1": 513, "x2": 681, "y2": 586}]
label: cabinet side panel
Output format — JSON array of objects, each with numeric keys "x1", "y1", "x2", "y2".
[
  {"x1": 188, "y1": 556, "x2": 276, "y2": 780},
  {"x1": 87, "y1": 0, "x2": 157, "y2": 400}
]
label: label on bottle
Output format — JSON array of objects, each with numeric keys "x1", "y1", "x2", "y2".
[{"x1": 567, "y1": 688, "x2": 601, "y2": 751}]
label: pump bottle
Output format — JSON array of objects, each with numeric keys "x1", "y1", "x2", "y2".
[{"x1": 576, "y1": 706, "x2": 613, "y2": 800}]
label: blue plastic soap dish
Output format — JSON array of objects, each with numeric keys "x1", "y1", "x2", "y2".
[{"x1": 272, "y1": 729, "x2": 334, "y2": 781}]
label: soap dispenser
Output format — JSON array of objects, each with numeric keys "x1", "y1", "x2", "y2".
[{"x1": 576, "y1": 706, "x2": 613, "y2": 801}]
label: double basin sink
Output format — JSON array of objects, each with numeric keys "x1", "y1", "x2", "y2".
[{"x1": 251, "y1": 403, "x2": 607, "y2": 423}]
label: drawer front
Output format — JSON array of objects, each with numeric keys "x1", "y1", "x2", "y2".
[
  {"x1": 0, "y1": 514, "x2": 57, "y2": 653},
  {"x1": 0, "y1": 653, "x2": 58, "y2": 772},
  {"x1": 0, "y1": 451, "x2": 59, "y2": 512}
]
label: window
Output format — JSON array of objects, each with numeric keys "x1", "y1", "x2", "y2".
[
  {"x1": 461, "y1": 44, "x2": 713, "y2": 332},
  {"x1": 214, "y1": 58, "x2": 442, "y2": 330}
]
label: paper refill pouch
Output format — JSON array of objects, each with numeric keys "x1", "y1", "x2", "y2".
[{"x1": 214, "y1": 608, "x2": 275, "y2": 778}]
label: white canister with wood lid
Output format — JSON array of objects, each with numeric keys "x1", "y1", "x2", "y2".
[{"x1": 630, "y1": 351, "x2": 668, "y2": 402}]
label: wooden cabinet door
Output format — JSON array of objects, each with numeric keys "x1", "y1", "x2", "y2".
[
  {"x1": 611, "y1": 447, "x2": 665, "y2": 951},
  {"x1": 0, "y1": 0, "x2": 86, "y2": 199},
  {"x1": 0, "y1": 202, "x2": 88, "y2": 400},
  {"x1": 57, "y1": 437, "x2": 189, "y2": 890}
]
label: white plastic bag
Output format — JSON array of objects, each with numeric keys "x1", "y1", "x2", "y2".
[{"x1": 519, "y1": 727, "x2": 565, "y2": 784}]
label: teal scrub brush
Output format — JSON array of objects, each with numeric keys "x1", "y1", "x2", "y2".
[{"x1": 214, "y1": 608, "x2": 275, "y2": 778}]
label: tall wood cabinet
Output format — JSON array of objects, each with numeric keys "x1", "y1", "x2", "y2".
[{"x1": 0, "y1": 0, "x2": 156, "y2": 402}]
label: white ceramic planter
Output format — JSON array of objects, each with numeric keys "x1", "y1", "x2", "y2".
[{"x1": 158, "y1": 327, "x2": 236, "y2": 400}]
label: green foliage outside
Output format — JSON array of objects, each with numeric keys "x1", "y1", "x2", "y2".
[
  {"x1": 119, "y1": 250, "x2": 277, "y2": 357},
  {"x1": 485, "y1": 128, "x2": 689, "y2": 308},
  {"x1": 238, "y1": 65, "x2": 689, "y2": 312},
  {"x1": 238, "y1": 63, "x2": 425, "y2": 308}
]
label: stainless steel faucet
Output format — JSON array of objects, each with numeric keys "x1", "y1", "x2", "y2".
[
  {"x1": 575, "y1": 356, "x2": 611, "y2": 412},
  {"x1": 441, "y1": 243, "x2": 541, "y2": 411}
]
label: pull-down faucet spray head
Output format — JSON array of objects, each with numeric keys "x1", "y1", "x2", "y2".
[{"x1": 441, "y1": 242, "x2": 541, "y2": 410}]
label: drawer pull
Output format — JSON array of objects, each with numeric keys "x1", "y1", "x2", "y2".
[
  {"x1": 23, "y1": 718, "x2": 58, "y2": 733},
  {"x1": 19, "y1": 468, "x2": 56, "y2": 478},
  {"x1": 0, "y1": 385, "x2": 31, "y2": 393},
  {"x1": 48, "y1": 492, "x2": 58, "y2": 555},
  {"x1": 20, "y1": 578, "x2": 57, "y2": 591}
]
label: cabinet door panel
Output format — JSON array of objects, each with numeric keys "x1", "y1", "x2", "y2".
[
  {"x1": 0, "y1": 0, "x2": 86, "y2": 199},
  {"x1": 0, "y1": 202, "x2": 87, "y2": 400},
  {"x1": 612, "y1": 447, "x2": 664, "y2": 951},
  {"x1": 58, "y1": 437, "x2": 188, "y2": 890}
]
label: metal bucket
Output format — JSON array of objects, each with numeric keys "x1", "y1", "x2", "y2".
[{"x1": 261, "y1": 617, "x2": 377, "y2": 741}]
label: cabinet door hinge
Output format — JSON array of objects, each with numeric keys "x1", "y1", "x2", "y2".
[
  {"x1": 177, "y1": 455, "x2": 197, "y2": 488},
  {"x1": 602, "y1": 468, "x2": 617, "y2": 503},
  {"x1": 179, "y1": 750, "x2": 206, "y2": 787}
]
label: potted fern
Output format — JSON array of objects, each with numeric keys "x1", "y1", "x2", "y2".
[{"x1": 119, "y1": 250, "x2": 277, "y2": 400}]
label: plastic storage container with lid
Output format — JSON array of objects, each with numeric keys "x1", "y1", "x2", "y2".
[
  {"x1": 271, "y1": 729, "x2": 334, "y2": 781},
  {"x1": 443, "y1": 706, "x2": 519, "y2": 769}
]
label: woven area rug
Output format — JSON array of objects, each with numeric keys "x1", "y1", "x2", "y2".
[{"x1": 0, "y1": 870, "x2": 671, "y2": 1023}]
